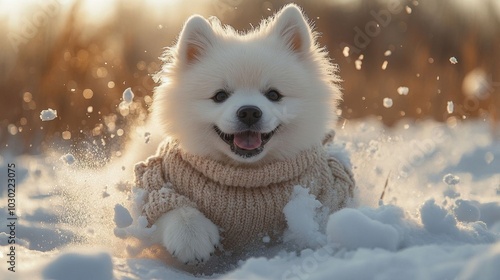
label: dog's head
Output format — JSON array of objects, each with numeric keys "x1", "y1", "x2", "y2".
[{"x1": 153, "y1": 4, "x2": 341, "y2": 164}]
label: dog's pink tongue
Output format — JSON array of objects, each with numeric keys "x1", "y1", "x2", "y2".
[{"x1": 234, "y1": 131, "x2": 262, "y2": 150}]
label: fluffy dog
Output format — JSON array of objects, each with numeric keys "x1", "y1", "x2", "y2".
[{"x1": 134, "y1": 4, "x2": 355, "y2": 266}]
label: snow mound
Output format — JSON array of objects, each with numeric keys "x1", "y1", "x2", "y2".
[
  {"x1": 283, "y1": 186, "x2": 326, "y2": 248},
  {"x1": 43, "y1": 251, "x2": 113, "y2": 280},
  {"x1": 40, "y1": 108, "x2": 57, "y2": 121},
  {"x1": 421, "y1": 199, "x2": 459, "y2": 235},
  {"x1": 420, "y1": 199, "x2": 497, "y2": 244},
  {"x1": 327, "y1": 208, "x2": 399, "y2": 251},
  {"x1": 459, "y1": 242, "x2": 500, "y2": 280},
  {"x1": 454, "y1": 199, "x2": 480, "y2": 223}
]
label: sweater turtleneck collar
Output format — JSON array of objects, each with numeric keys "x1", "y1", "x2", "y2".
[{"x1": 163, "y1": 141, "x2": 325, "y2": 188}]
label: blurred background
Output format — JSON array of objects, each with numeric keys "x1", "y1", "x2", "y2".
[{"x1": 1, "y1": 0, "x2": 499, "y2": 156}]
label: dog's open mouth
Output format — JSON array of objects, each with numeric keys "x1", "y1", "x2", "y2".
[{"x1": 214, "y1": 126, "x2": 278, "y2": 158}]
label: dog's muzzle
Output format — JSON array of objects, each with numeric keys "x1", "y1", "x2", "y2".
[{"x1": 213, "y1": 126, "x2": 279, "y2": 158}]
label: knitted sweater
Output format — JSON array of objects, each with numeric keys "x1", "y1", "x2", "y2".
[{"x1": 134, "y1": 136, "x2": 355, "y2": 250}]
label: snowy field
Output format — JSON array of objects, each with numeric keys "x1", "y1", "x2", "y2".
[{"x1": 1, "y1": 119, "x2": 500, "y2": 280}]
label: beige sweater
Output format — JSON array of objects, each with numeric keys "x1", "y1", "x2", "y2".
[{"x1": 134, "y1": 137, "x2": 355, "y2": 250}]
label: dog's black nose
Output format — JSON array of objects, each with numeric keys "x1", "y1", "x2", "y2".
[{"x1": 237, "y1": 106, "x2": 262, "y2": 126}]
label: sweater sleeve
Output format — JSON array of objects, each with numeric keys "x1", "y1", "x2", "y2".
[
  {"x1": 327, "y1": 156, "x2": 355, "y2": 206},
  {"x1": 134, "y1": 148, "x2": 197, "y2": 227},
  {"x1": 321, "y1": 130, "x2": 356, "y2": 210}
]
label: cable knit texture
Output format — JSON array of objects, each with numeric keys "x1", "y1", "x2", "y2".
[{"x1": 134, "y1": 134, "x2": 355, "y2": 250}]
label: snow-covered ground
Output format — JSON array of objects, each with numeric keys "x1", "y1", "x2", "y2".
[{"x1": 1, "y1": 119, "x2": 500, "y2": 280}]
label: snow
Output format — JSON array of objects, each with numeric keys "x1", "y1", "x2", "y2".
[
  {"x1": 354, "y1": 59, "x2": 362, "y2": 70},
  {"x1": 40, "y1": 108, "x2": 58, "y2": 121},
  {"x1": 119, "y1": 87, "x2": 135, "y2": 111},
  {"x1": 144, "y1": 132, "x2": 151, "y2": 144},
  {"x1": 43, "y1": 251, "x2": 114, "y2": 280},
  {"x1": 381, "y1": 60, "x2": 388, "y2": 70},
  {"x1": 283, "y1": 186, "x2": 326, "y2": 248},
  {"x1": 450, "y1": 56, "x2": 459, "y2": 64},
  {"x1": 485, "y1": 152, "x2": 494, "y2": 164},
  {"x1": 443, "y1": 173, "x2": 460, "y2": 185},
  {"x1": 342, "y1": 46, "x2": 350, "y2": 57},
  {"x1": 406, "y1": 5, "x2": 412, "y2": 14},
  {"x1": 383, "y1": 97, "x2": 393, "y2": 108},
  {"x1": 447, "y1": 101, "x2": 454, "y2": 114},
  {"x1": 1, "y1": 119, "x2": 500, "y2": 279},
  {"x1": 454, "y1": 199, "x2": 481, "y2": 223},
  {"x1": 114, "y1": 204, "x2": 133, "y2": 228},
  {"x1": 262, "y1": 236, "x2": 271, "y2": 243},
  {"x1": 355, "y1": 55, "x2": 364, "y2": 70},
  {"x1": 60, "y1": 153, "x2": 75, "y2": 165},
  {"x1": 459, "y1": 242, "x2": 500, "y2": 280},
  {"x1": 326, "y1": 208, "x2": 399, "y2": 251},
  {"x1": 122, "y1": 87, "x2": 134, "y2": 104},
  {"x1": 420, "y1": 199, "x2": 460, "y2": 235},
  {"x1": 397, "y1": 86, "x2": 409, "y2": 95},
  {"x1": 463, "y1": 68, "x2": 492, "y2": 100}
]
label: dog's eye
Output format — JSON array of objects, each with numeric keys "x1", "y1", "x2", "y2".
[
  {"x1": 265, "y1": 89, "x2": 282, "y2": 102},
  {"x1": 212, "y1": 90, "x2": 229, "y2": 103}
]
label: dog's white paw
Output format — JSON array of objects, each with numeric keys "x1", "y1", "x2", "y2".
[{"x1": 156, "y1": 206, "x2": 220, "y2": 265}]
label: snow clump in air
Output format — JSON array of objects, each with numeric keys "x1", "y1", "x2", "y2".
[
  {"x1": 447, "y1": 101, "x2": 454, "y2": 114},
  {"x1": 383, "y1": 98, "x2": 393, "y2": 108},
  {"x1": 397, "y1": 86, "x2": 409, "y2": 95},
  {"x1": 122, "y1": 87, "x2": 134, "y2": 104},
  {"x1": 60, "y1": 154, "x2": 76, "y2": 165},
  {"x1": 114, "y1": 204, "x2": 133, "y2": 228},
  {"x1": 119, "y1": 87, "x2": 135, "y2": 112},
  {"x1": 40, "y1": 108, "x2": 58, "y2": 121},
  {"x1": 443, "y1": 174, "x2": 460, "y2": 185}
]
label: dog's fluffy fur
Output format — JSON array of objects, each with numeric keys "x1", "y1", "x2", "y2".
[
  {"x1": 153, "y1": 4, "x2": 341, "y2": 165},
  {"x1": 148, "y1": 4, "x2": 343, "y2": 264}
]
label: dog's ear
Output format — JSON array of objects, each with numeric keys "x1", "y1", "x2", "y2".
[
  {"x1": 176, "y1": 15, "x2": 215, "y2": 64},
  {"x1": 270, "y1": 4, "x2": 313, "y2": 54}
]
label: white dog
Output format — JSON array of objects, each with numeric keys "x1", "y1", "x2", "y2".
[{"x1": 134, "y1": 4, "x2": 355, "y2": 266}]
